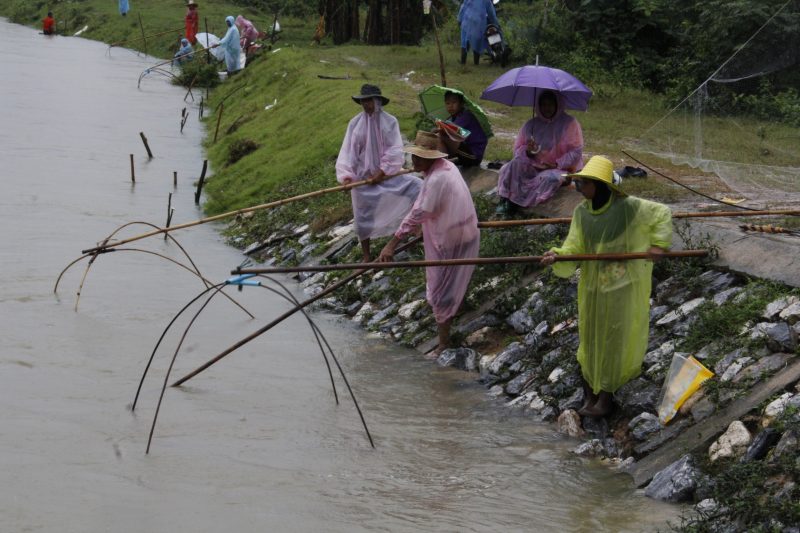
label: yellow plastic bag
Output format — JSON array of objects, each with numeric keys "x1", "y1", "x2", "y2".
[{"x1": 657, "y1": 354, "x2": 714, "y2": 424}]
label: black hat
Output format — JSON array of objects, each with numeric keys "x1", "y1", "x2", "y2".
[{"x1": 352, "y1": 84, "x2": 389, "y2": 105}]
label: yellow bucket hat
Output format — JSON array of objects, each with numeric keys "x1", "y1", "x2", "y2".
[{"x1": 567, "y1": 155, "x2": 626, "y2": 196}]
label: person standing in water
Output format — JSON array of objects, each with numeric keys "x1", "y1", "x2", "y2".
[
  {"x1": 185, "y1": 1, "x2": 199, "y2": 45},
  {"x1": 42, "y1": 12, "x2": 56, "y2": 35},
  {"x1": 336, "y1": 84, "x2": 423, "y2": 262},
  {"x1": 541, "y1": 156, "x2": 672, "y2": 417},
  {"x1": 378, "y1": 132, "x2": 480, "y2": 356}
]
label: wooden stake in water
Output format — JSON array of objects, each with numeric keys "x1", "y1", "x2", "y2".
[
  {"x1": 164, "y1": 193, "x2": 174, "y2": 241},
  {"x1": 129, "y1": 154, "x2": 135, "y2": 183},
  {"x1": 213, "y1": 102, "x2": 224, "y2": 143},
  {"x1": 173, "y1": 171, "x2": 178, "y2": 188},
  {"x1": 139, "y1": 132, "x2": 153, "y2": 158},
  {"x1": 195, "y1": 160, "x2": 208, "y2": 205}
]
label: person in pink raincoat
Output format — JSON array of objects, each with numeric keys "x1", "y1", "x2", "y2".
[
  {"x1": 495, "y1": 90, "x2": 584, "y2": 218},
  {"x1": 235, "y1": 15, "x2": 264, "y2": 52},
  {"x1": 337, "y1": 84, "x2": 423, "y2": 261},
  {"x1": 378, "y1": 131, "x2": 481, "y2": 355}
]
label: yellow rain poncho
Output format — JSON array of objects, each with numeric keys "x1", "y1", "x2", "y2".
[{"x1": 551, "y1": 195, "x2": 672, "y2": 394}]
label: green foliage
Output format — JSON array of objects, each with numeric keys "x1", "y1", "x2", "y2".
[
  {"x1": 173, "y1": 59, "x2": 221, "y2": 89},
  {"x1": 653, "y1": 220, "x2": 719, "y2": 285},
  {"x1": 227, "y1": 138, "x2": 260, "y2": 166}
]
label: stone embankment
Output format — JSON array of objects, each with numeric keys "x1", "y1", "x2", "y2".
[{"x1": 231, "y1": 191, "x2": 800, "y2": 531}]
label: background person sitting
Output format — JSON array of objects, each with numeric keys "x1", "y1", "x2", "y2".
[
  {"x1": 434, "y1": 90, "x2": 489, "y2": 168},
  {"x1": 173, "y1": 38, "x2": 194, "y2": 66},
  {"x1": 495, "y1": 90, "x2": 583, "y2": 217}
]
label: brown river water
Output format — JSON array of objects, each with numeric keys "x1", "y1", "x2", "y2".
[{"x1": 0, "y1": 19, "x2": 680, "y2": 532}]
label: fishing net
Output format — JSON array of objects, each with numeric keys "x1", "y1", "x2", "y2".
[{"x1": 630, "y1": 0, "x2": 800, "y2": 207}]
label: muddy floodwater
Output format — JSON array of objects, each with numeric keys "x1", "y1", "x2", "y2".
[{"x1": 0, "y1": 20, "x2": 680, "y2": 532}]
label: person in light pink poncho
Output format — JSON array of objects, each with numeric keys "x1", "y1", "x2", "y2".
[
  {"x1": 235, "y1": 15, "x2": 264, "y2": 51},
  {"x1": 337, "y1": 84, "x2": 423, "y2": 261},
  {"x1": 496, "y1": 90, "x2": 584, "y2": 217},
  {"x1": 378, "y1": 132, "x2": 480, "y2": 355}
]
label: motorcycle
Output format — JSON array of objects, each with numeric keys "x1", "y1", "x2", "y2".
[{"x1": 484, "y1": 23, "x2": 511, "y2": 67}]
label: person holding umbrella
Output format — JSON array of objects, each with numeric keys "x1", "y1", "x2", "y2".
[
  {"x1": 378, "y1": 132, "x2": 480, "y2": 356},
  {"x1": 337, "y1": 85, "x2": 423, "y2": 262},
  {"x1": 434, "y1": 90, "x2": 489, "y2": 167},
  {"x1": 457, "y1": 0, "x2": 500, "y2": 66},
  {"x1": 495, "y1": 90, "x2": 584, "y2": 217},
  {"x1": 540, "y1": 156, "x2": 672, "y2": 417}
]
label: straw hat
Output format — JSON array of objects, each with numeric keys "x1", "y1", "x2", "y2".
[
  {"x1": 187, "y1": 1, "x2": 198, "y2": 7},
  {"x1": 403, "y1": 131, "x2": 448, "y2": 159},
  {"x1": 567, "y1": 155, "x2": 626, "y2": 196},
  {"x1": 352, "y1": 84, "x2": 390, "y2": 106}
]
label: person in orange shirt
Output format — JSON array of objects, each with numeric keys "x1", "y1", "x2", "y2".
[
  {"x1": 42, "y1": 12, "x2": 56, "y2": 35},
  {"x1": 185, "y1": 1, "x2": 199, "y2": 45}
]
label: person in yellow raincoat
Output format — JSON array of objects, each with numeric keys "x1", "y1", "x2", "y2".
[{"x1": 541, "y1": 156, "x2": 672, "y2": 417}]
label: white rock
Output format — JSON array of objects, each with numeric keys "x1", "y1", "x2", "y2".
[
  {"x1": 352, "y1": 302, "x2": 374, "y2": 325},
  {"x1": 478, "y1": 354, "x2": 496, "y2": 374},
  {"x1": 300, "y1": 271, "x2": 326, "y2": 288},
  {"x1": 398, "y1": 299, "x2": 425, "y2": 320},
  {"x1": 708, "y1": 421, "x2": 752, "y2": 461},
  {"x1": 656, "y1": 297, "x2": 706, "y2": 326},
  {"x1": 762, "y1": 392, "x2": 793, "y2": 427},
  {"x1": 696, "y1": 499, "x2": 719, "y2": 515},
  {"x1": 779, "y1": 301, "x2": 800, "y2": 324},
  {"x1": 293, "y1": 224, "x2": 310, "y2": 235},
  {"x1": 763, "y1": 295, "x2": 799, "y2": 320},
  {"x1": 720, "y1": 357, "x2": 752, "y2": 382},
  {"x1": 328, "y1": 224, "x2": 354, "y2": 239},
  {"x1": 548, "y1": 367, "x2": 565, "y2": 383},
  {"x1": 506, "y1": 391, "x2": 537, "y2": 408},
  {"x1": 557, "y1": 409, "x2": 585, "y2": 438},
  {"x1": 487, "y1": 385, "x2": 505, "y2": 397},
  {"x1": 527, "y1": 394, "x2": 547, "y2": 411},
  {"x1": 713, "y1": 287, "x2": 743, "y2": 306}
]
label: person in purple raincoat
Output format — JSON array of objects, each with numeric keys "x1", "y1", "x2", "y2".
[
  {"x1": 435, "y1": 91, "x2": 488, "y2": 167},
  {"x1": 495, "y1": 90, "x2": 584, "y2": 217}
]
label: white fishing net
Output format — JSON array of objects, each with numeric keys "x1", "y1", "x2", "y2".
[{"x1": 630, "y1": 0, "x2": 800, "y2": 207}]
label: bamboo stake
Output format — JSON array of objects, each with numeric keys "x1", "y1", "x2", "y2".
[
  {"x1": 476, "y1": 210, "x2": 800, "y2": 229},
  {"x1": 164, "y1": 193, "x2": 173, "y2": 241},
  {"x1": 81, "y1": 170, "x2": 413, "y2": 254},
  {"x1": 139, "y1": 132, "x2": 153, "y2": 158},
  {"x1": 173, "y1": 171, "x2": 178, "y2": 188},
  {"x1": 213, "y1": 102, "x2": 224, "y2": 143},
  {"x1": 171, "y1": 237, "x2": 423, "y2": 388},
  {"x1": 194, "y1": 160, "x2": 208, "y2": 205},
  {"x1": 138, "y1": 13, "x2": 147, "y2": 56},
  {"x1": 234, "y1": 250, "x2": 709, "y2": 276},
  {"x1": 129, "y1": 154, "x2": 135, "y2": 182},
  {"x1": 430, "y1": 6, "x2": 447, "y2": 87}
]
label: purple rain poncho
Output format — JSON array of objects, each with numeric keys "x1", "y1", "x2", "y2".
[
  {"x1": 457, "y1": 0, "x2": 499, "y2": 54},
  {"x1": 497, "y1": 93, "x2": 584, "y2": 207},
  {"x1": 235, "y1": 15, "x2": 259, "y2": 47},
  {"x1": 336, "y1": 101, "x2": 423, "y2": 241},
  {"x1": 550, "y1": 195, "x2": 673, "y2": 394},
  {"x1": 218, "y1": 16, "x2": 242, "y2": 73},
  {"x1": 451, "y1": 109, "x2": 488, "y2": 163},
  {"x1": 395, "y1": 158, "x2": 480, "y2": 324}
]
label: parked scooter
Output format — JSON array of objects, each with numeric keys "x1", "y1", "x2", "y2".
[{"x1": 484, "y1": 23, "x2": 511, "y2": 66}]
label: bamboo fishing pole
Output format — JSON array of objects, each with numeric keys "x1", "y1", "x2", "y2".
[
  {"x1": 81, "y1": 170, "x2": 414, "y2": 254},
  {"x1": 170, "y1": 236, "x2": 423, "y2": 388},
  {"x1": 233, "y1": 250, "x2": 709, "y2": 276},
  {"x1": 476, "y1": 209, "x2": 800, "y2": 229},
  {"x1": 109, "y1": 26, "x2": 184, "y2": 48}
]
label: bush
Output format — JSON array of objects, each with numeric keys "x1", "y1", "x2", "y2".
[{"x1": 172, "y1": 59, "x2": 221, "y2": 89}]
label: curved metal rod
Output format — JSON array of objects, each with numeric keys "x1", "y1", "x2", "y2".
[
  {"x1": 67, "y1": 220, "x2": 253, "y2": 318},
  {"x1": 56, "y1": 247, "x2": 253, "y2": 319},
  {"x1": 132, "y1": 283, "x2": 220, "y2": 411},
  {"x1": 257, "y1": 275, "x2": 374, "y2": 447},
  {"x1": 146, "y1": 284, "x2": 227, "y2": 453}
]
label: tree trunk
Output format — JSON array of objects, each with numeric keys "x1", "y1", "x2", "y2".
[
  {"x1": 320, "y1": 0, "x2": 360, "y2": 44},
  {"x1": 366, "y1": 0, "x2": 424, "y2": 45}
]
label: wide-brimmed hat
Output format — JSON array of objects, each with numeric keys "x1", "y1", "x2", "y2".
[
  {"x1": 567, "y1": 155, "x2": 626, "y2": 196},
  {"x1": 187, "y1": 1, "x2": 198, "y2": 6},
  {"x1": 403, "y1": 131, "x2": 448, "y2": 159},
  {"x1": 352, "y1": 84, "x2": 389, "y2": 106}
]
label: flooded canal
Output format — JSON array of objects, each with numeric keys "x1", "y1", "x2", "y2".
[{"x1": 0, "y1": 19, "x2": 680, "y2": 532}]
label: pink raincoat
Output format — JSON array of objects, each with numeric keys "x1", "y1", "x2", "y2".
[
  {"x1": 497, "y1": 94, "x2": 584, "y2": 207},
  {"x1": 336, "y1": 102, "x2": 423, "y2": 240},
  {"x1": 235, "y1": 15, "x2": 259, "y2": 48},
  {"x1": 395, "y1": 159, "x2": 480, "y2": 323}
]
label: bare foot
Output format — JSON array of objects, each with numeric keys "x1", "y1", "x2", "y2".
[
  {"x1": 361, "y1": 254, "x2": 371, "y2": 263},
  {"x1": 582, "y1": 392, "x2": 612, "y2": 417}
]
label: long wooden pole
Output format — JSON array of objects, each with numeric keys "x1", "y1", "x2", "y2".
[
  {"x1": 476, "y1": 209, "x2": 800, "y2": 228},
  {"x1": 171, "y1": 236, "x2": 423, "y2": 388},
  {"x1": 138, "y1": 13, "x2": 147, "y2": 56},
  {"x1": 234, "y1": 250, "x2": 709, "y2": 276},
  {"x1": 81, "y1": 171, "x2": 413, "y2": 254},
  {"x1": 109, "y1": 26, "x2": 183, "y2": 48},
  {"x1": 430, "y1": 7, "x2": 447, "y2": 87}
]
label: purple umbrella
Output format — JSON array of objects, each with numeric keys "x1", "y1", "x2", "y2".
[{"x1": 480, "y1": 65, "x2": 593, "y2": 111}]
